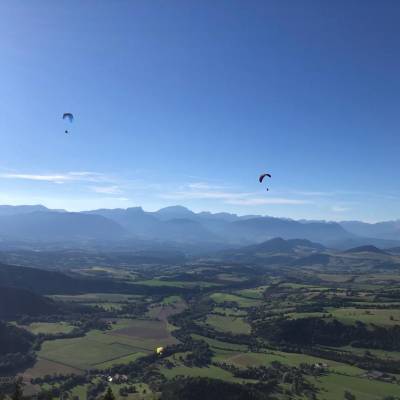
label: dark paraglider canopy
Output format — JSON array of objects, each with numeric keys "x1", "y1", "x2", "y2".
[
  {"x1": 259, "y1": 173, "x2": 271, "y2": 183},
  {"x1": 62, "y1": 113, "x2": 74, "y2": 122},
  {"x1": 259, "y1": 173, "x2": 271, "y2": 191},
  {"x1": 63, "y1": 113, "x2": 74, "y2": 133}
]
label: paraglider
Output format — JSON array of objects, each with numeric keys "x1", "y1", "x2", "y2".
[
  {"x1": 156, "y1": 347, "x2": 164, "y2": 355},
  {"x1": 62, "y1": 113, "x2": 74, "y2": 133},
  {"x1": 259, "y1": 173, "x2": 271, "y2": 191}
]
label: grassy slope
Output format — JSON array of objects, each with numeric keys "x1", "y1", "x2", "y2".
[{"x1": 205, "y1": 315, "x2": 251, "y2": 335}]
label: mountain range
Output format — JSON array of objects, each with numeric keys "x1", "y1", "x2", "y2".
[{"x1": 0, "y1": 204, "x2": 399, "y2": 251}]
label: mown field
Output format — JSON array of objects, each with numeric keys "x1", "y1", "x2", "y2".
[
  {"x1": 205, "y1": 315, "x2": 251, "y2": 334},
  {"x1": 34, "y1": 318, "x2": 177, "y2": 371},
  {"x1": 21, "y1": 322, "x2": 75, "y2": 335}
]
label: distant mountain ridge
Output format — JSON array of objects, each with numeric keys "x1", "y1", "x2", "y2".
[
  {"x1": 0, "y1": 204, "x2": 52, "y2": 216},
  {"x1": 86, "y1": 206, "x2": 353, "y2": 246},
  {"x1": 0, "y1": 204, "x2": 399, "y2": 250},
  {"x1": 0, "y1": 211, "x2": 127, "y2": 241},
  {"x1": 340, "y1": 220, "x2": 400, "y2": 241}
]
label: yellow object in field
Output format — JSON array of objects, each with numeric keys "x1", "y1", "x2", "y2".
[{"x1": 156, "y1": 346, "x2": 164, "y2": 355}]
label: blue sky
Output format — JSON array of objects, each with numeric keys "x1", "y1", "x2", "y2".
[{"x1": 0, "y1": 1, "x2": 399, "y2": 222}]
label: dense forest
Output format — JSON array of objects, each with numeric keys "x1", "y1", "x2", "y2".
[
  {"x1": 160, "y1": 377, "x2": 274, "y2": 400},
  {"x1": 0, "y1": 321, "x2": 36, "y2": 374},
  {"x1": 257, "y1": 317, "x2": 400, "y2": 351}
]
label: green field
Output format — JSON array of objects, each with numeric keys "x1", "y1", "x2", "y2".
[
  {"x1": 315, "y1": 373, "x2": 400, "y2": 400},
  {"x1": 161, "y1": 364, "x2": 237, "y2": 382},
  {"x1": 329, "y1": 307, "x2": 400, "y2": 326},
  {"x1": 161, "y1": 295, "x2": 182, "y2": 305},
  {"x1": 22, "y1": 322, "x2": 75, "y2": 335},
  {"x1": 317, "y1": 273, "x2": 354, "y2": 283},
  {"x1": 70, "y1": 382, "x2": 155, "y2": 400},
  {"x1": 77, "y1": 266, "x2": 138, "y2": 281},
  {"x1": 70, "y1": 384, "x2": 89, "y2": 400},
  {"x1": 235, "y1": 286, "x2": 268, "y2": 299},
  {"x1": 23, "y1": 358, "x2": 83, "y2": 380},
  {"x1": 190, "y1": 333, "x2": 363, "y2": 379},
  {"x1": 82, "y1": 302, "x2": 125, "y2": 310},
  {"x1": 205, "y1": 315, "x2": 251, "y2": 335},
  {"x1": 217, "y1": 273, "x2": 248, "y2": 282},
  {"x1": 337, "y1": 345, "x2": 400, "y2": 361},
  {"x1": 19, "y1": 259, "x2": 400, "y2": 399},
  {"x1": 213, "y1": 306, "x2": 247, "y2": 317},
  {"x1": 210, "y1": 292, "x2": 260, "y2": 307},
  {"x1": 136, "y1": 279, "x2": 218, "y2": 288},
  {"x1": 213, "y1": 350, "x2": 363, "y2": 376},
  {"x1": 191, "y1": 334, "x2": 248, "y2": 352},
  {"x1": 94, "y1": 351, "x2": 147, "y2": 369},
  {"x1": 37, "y1": 318, "x2": 177, "y2": 369},
  {"x1": 39, "y1": 334, "x2": 142, "y2": 369}
]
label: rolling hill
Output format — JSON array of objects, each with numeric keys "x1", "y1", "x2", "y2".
[
  {"x1": 344, "y1": 245, "x2": 389, "y2": 255},
  {"x1": 217, "y1": 237, "x2": 326, "y2": 264}
]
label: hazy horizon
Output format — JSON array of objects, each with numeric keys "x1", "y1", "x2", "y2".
[{"x1": 0, "y1": 201, "x2": 398, "y2": 224}]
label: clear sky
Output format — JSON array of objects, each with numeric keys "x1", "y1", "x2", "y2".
[{"x1": 0, "y1": 0, "x2": 399, "y2": 222}]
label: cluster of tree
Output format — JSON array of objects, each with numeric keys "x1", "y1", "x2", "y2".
[
  {"x1": 86, "y1": 380, "x2": 108, "y2": 400},
  {"x1": 0, "y1": 378, "x2": 118, "y2": 400},
  {"x1": 32, "y1": 373, "x2": 87, "y2": 387},
  {"x1": 118, "y1": 385, "x2": 137, "y2": 397},
  {"x1": 0, "y1": 352, "x2": 36, "y2": 375},
  {"x1": 160, "y1": 377, "x2": 275, "y2": 400},
  {"x1": 299, "y1": 346, "x2": 400, "y2": 375},
  {"x1": 21, "y1": 317, "x2": 111, "y2": 357},
  {"x1": 0, "y1": 321, "x2": 36, "y2": 373},
  {"x1": 118, "y1": 301, "x2": 148, "y2": 317},
  {"x1": 31, "y1": 374, "x2": 87, "y2": 400},
  {"x1": 0, "y1": 377, "x2": 23, "y2": 398},
  {"x1": 82, "y1": 339, "x2": 212, "y2": 393},
  {"x1": 106, "y1": 340, "x2": 212, "y2": 384},
  {"x1": 256, "y1": 317, "x2": 400, "y2": 351},
  {"x1": 101, "y1": 352, "x2": 160, "y2": 381},
  {"x1": 182, "y1": 340, "x2": 214, "y2": 367},
  {"x1": 170, "y1": 297, "x2": 255, "y2": 348},
  {"x1": 216, "y1": 361, "x2": 319, "y2": 397},
  {"x1": 103, "y1": 387, "x2": 116, "y2": 400}
]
